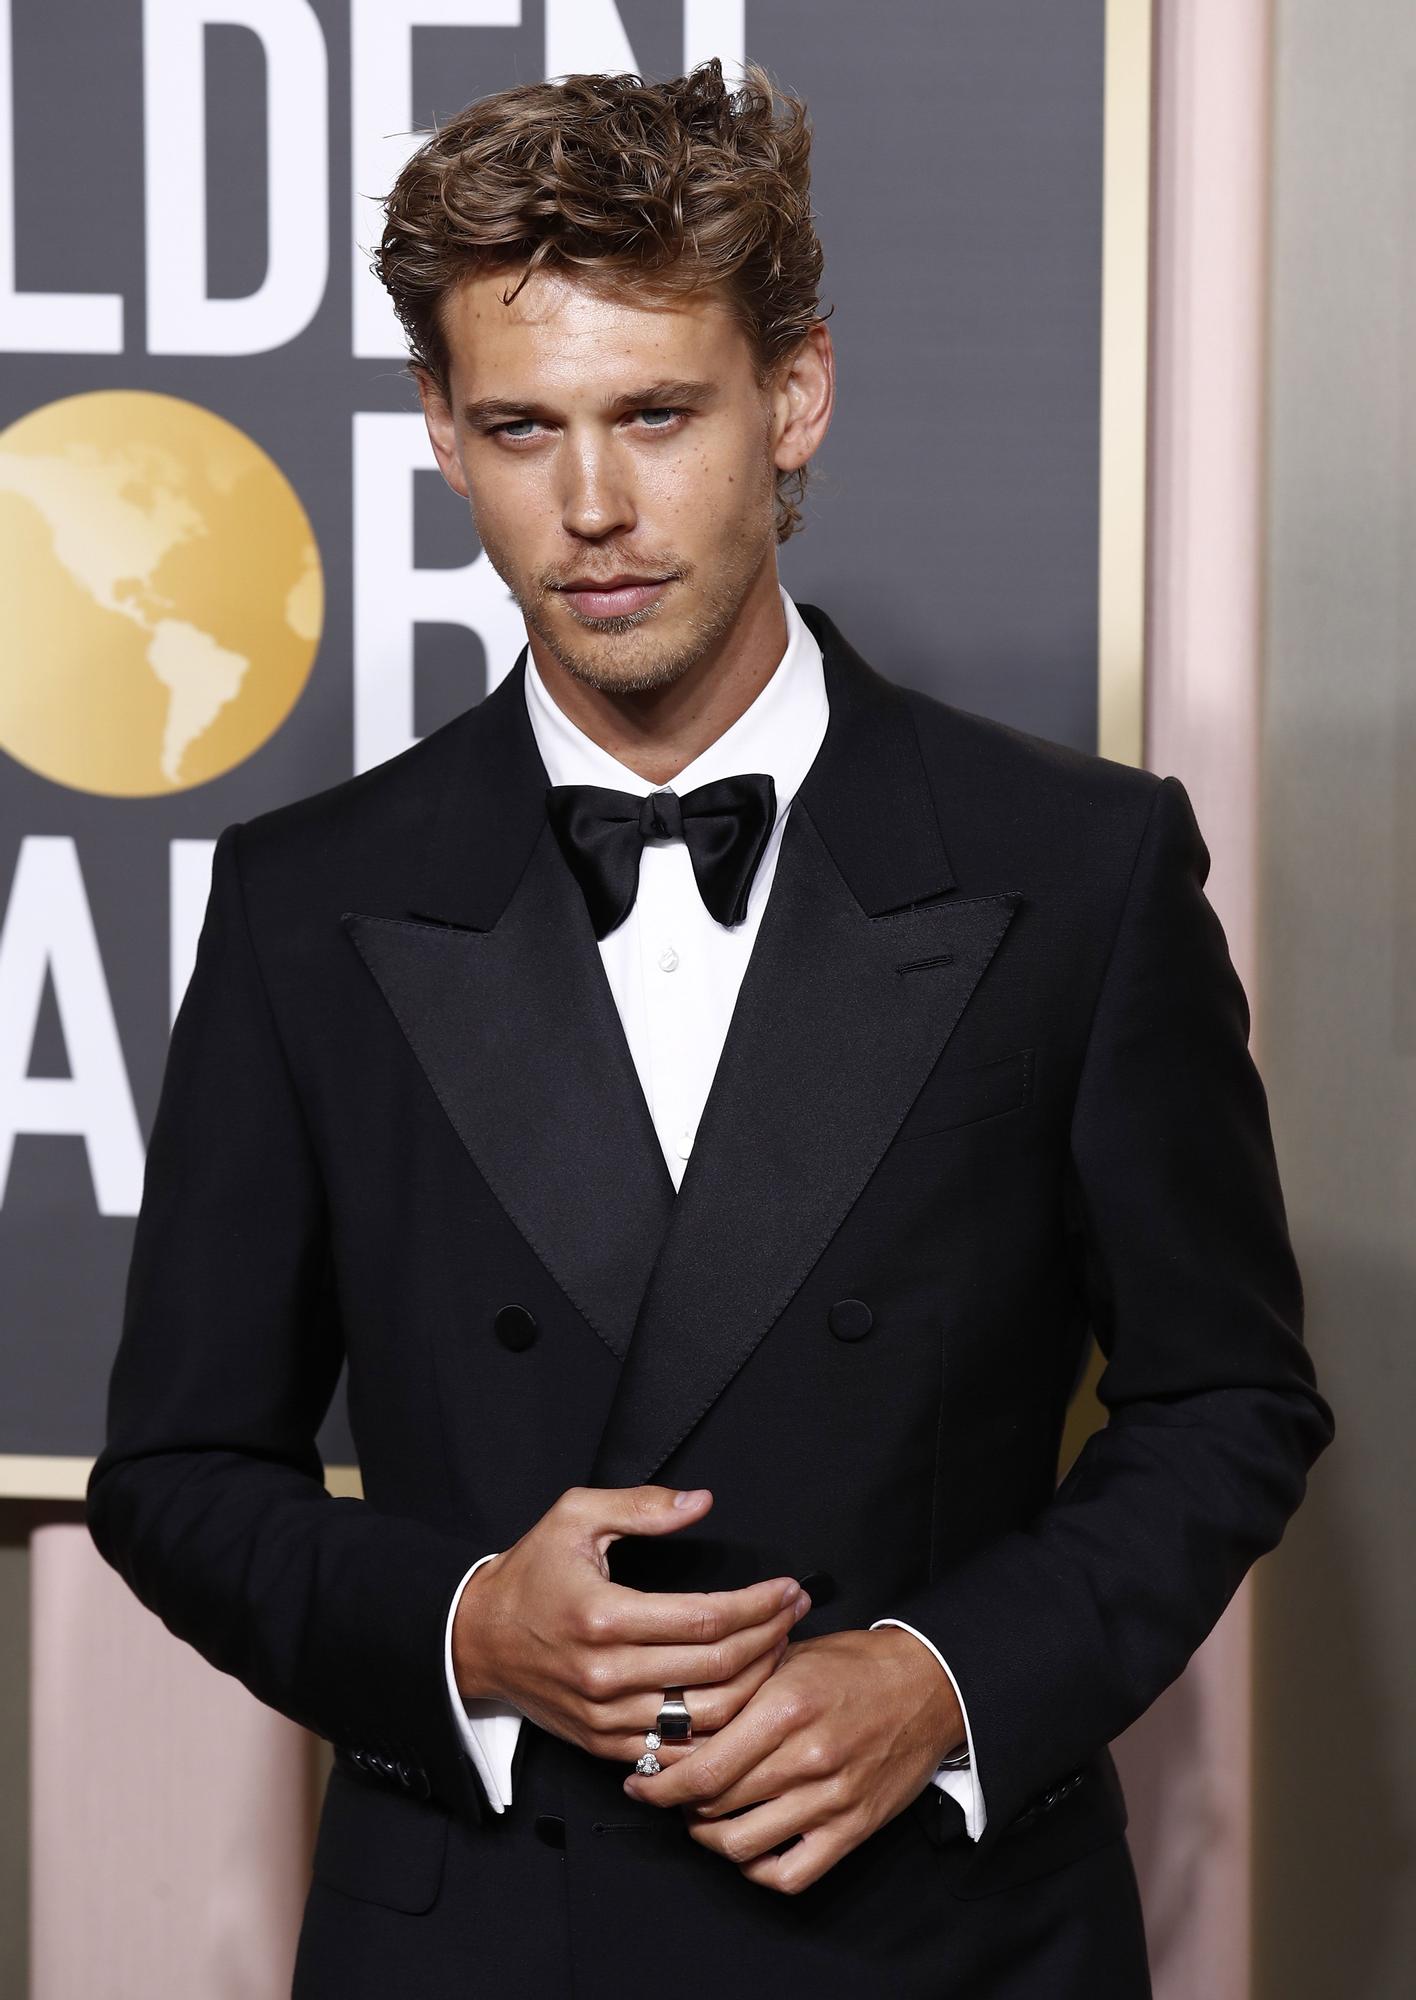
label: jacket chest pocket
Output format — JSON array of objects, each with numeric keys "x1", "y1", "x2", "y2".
[{"x1": 889, "y1": 1046, "x2": 1035, "y2": 1150}]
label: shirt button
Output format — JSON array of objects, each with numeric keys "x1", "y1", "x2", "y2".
[
  {"x1": 676, "y1": 1127, "x2": 694, "y2": 1159},
  {"x1": 658, "y1": 946, "x2": 679, "y2": 972}
]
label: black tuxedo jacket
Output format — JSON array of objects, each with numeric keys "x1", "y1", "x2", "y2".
[{"x1": 88, "y1": 602, "x2": 1333, "y2": 1998}]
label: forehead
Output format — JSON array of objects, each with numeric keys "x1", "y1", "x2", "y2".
[{"x1": 440, "y1": 265, "x2": 754, "y2": 399}]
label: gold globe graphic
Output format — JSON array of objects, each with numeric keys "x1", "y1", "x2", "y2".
[{"x1": 0, "y1": 389, "x2": 323, "y2": 796}]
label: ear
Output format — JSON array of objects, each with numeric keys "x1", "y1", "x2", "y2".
[
  {"x1": 771, "y1": 322, "x2": 835, "y2": 478},
  {"x1": 412, "y1": 366, "x2": 471, "y2": 500}
]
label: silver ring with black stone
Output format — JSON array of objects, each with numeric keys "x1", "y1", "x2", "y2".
[{"x1": 635, "y1": 1688, "x2": 692, "y2": 1775}]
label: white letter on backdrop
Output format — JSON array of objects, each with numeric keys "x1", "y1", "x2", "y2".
[
  {"x1": 542, "y1": 0, "x2": 635, "y2": 77},
  {"x1": 351, "y1": 2, "x2": 520, "y2": 363},
  {"x1": 144, "y1": 0, "x2": 328, "y2": 355},
  {"x1": 169, "y1": 837, "x2": 217, "y2": 1031},
  {"x1": 545, "y1": 0, "x2": 745, "y2": 78},
  {"x1": 352, "y1": 411, "x2": 525, "y2": 774},
  {"x1": 682, "y1": 0, "x2": 746, "y2": 77},
  {"x1": 0, "y1": 838, "x2": 144, "y2": 1216}
]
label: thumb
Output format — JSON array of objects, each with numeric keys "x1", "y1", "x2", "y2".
[{"x1": 594, "y1": 1484, "x2": 713, "y2": 1546}]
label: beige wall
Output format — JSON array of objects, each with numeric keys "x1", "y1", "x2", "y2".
[
  {"x1": 0, "y1": 1534, "x2": 27, "y2": 2000},
  {"x1": 1253, "y1": 3, "x2": 1416, "y2": 1996},
  {"x1": 0, "y1": 1505, "x2": 64, "y2": 2000}
]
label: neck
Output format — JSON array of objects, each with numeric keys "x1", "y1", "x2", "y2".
[{"x1": 527, "y1": 559, "x2": 788, "y2": 787}]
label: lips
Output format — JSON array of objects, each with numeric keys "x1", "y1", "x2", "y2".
[{"x1": 556, "y1": 577, "x2": 673, "y2": 617}]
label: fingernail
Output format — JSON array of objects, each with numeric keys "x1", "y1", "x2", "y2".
[
  {"x1": 673, "y1": 1488, "x2": 708, "y2": 1508},
  {"x1": 780, "y1": 1579, "x2": 801, "y2": 1606},
  {"x1": 794, "y1": 1592, "x2": 811, "y2": 1618}
]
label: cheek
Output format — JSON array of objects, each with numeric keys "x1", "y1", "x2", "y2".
[
  {"x1": 650, "y1": 439, "x2": 774, "y2": 541},
  {"x1": 466, "y1": 472, "x2": 546, "y2": 569}
]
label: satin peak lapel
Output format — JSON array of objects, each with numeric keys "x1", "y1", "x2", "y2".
[
  {"x1": 340, "y1": 657, "x2": 675, "y2": 1363},
  {"x1": 588, "y1": 605, "x2": 1022, "y2": 1487}
]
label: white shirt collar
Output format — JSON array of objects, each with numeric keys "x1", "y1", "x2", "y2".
[{"x1": 523, "y1": 585, "x2": 827, "y2": 814}]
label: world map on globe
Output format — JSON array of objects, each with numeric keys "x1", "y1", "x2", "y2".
[{"x1": 0, "y1": 390, "x2": 323, "y2": 798}]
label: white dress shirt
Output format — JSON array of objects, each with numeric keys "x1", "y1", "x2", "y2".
[{"x1": 441, "y1": 586, "x2": 986, "y2": 1840}]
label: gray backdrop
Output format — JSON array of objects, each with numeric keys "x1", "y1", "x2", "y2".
[{"x1": 0, "y1": 0, "x2": 1105, "y2": 1469}]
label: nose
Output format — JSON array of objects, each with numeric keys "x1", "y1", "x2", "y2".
[{"x1": 559, "y1": 433, "x2": 637, "y2": 541}]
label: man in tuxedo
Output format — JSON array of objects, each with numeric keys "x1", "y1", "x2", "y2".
[{"x1": 87, "y1": 58, "x2": 1333, "y2": 1998}]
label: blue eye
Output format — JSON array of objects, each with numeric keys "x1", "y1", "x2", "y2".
[{"x1": 488, "y1": 407, "x2": 685, "y2": 441}]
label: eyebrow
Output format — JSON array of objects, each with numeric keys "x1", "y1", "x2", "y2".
[{"x1": 460, "y1": 378, "x2": 718, "y2": 428}]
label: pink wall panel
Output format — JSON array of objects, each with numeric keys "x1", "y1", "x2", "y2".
[
  {"x1": 1114, "y1": 2, "x2": 1277, "y2": 1995},
  {"x1": 30, "y1": 1526, "x2": 313, "y2": 2000}
]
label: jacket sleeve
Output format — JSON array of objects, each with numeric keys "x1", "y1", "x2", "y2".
[
  {"x1": 877, "y1": 773, "x2": 1335, "y2": 1856},
  {"x1": 85, "y1": 821, "x2": 486, "y2": 1826}
]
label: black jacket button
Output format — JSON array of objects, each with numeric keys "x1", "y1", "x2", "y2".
[
  {"x1": 827, "y1": 1298, "x2": 873, "y2": 1342},
  {"x1": 494, "y1": 1304, "x2": 539, "y2": 1351},
  {"x1": 399, "y1": 1761, "x2": 431, "y2": 1800},
  {"x1": 795, "y1": 1569, "x2": 838, "y2": 1607},
  {"x1": 534, "y1": 1813, "x2": 566, "y2": 1848}
]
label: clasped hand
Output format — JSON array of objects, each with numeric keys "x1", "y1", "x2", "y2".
[
  {"x1": 623, "y1": 1623, "x2": 963, "y2": 1894},
  {"x1": 451, "y1": 1483, "x2": 964, "y2": 1894}
]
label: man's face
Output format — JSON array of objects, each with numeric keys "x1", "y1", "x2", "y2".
[{"x1": 416, "y1": 266, "x2": 796, "y2": 694}]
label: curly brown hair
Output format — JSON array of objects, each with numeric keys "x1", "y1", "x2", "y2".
[{"x1": 372, "y1": 58, "x2": 828, "y2": 542}]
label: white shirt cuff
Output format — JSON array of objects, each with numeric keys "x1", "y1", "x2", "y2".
[
  {"x1": 869, "y1": 1616, "x2": 986, "y2": 1841},
  {"x1": 443, "y1": 1553, "x2": 524, "y2": 1814}
]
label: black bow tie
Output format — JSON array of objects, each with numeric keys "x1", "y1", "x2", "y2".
[{"x1": 546, "y1": 774, "x2": 778, "y2": 939}]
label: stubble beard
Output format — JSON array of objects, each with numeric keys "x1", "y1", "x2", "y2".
[{"x1": 495, "y1": 509, "x2": 775, "y2": 697}]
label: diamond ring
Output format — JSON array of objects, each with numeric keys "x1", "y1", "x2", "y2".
[{"x1": 633, "y1": 1688, "x2": 693, "y2": 1776}]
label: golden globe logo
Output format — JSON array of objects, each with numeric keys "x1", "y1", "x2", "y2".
[{"x1": 0, "y1": 391, "x2": 322, "y2": 797}]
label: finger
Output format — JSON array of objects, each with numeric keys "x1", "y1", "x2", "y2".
[
  {"x1": 620, "y1": 1595, "x2": 809, "y2": 1691},
  {"x1": 736, "y1": 1832, "x2": 848, "y2": 1888},
  {"x1": 569, "y1": 1603, "x2": 801, "y2": 1713},
  {"x1": 581, "y1": 1641, "x2": 791, "y2": 1765},
  {"x1": 685, "y1": 1784, "x2": 833, "y2": 1866},
  {"x1": 573, "y1": 1599, "x2": 804, "y2": 1707},
  {"x1": 589, "y1": 1574, "x2": 809, "y2": 1645},
  {"x1": 624, "y1": 1684, "x2": 796, "y2": 1809},
  {"x1": 589, "y1": 1634, "x2": 790, "y2": 1738},
  {"x1": 739, "y1": 1824, "x2": 851, "y2": 1895},
  {"x1": 682, "y1": 1736, "x2": 817, "y2": 1819}
]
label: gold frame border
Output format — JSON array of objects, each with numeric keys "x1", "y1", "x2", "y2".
[
  {"x1": 1061, "y1": 0, "x2": 1154, "y2": 1475},
  {"x1": 3, "y1": 7, "x2": 1152, "y2": 1511},
  {"x1": 1097, "y1": 0, "x2": 1153, "y2": 770}
]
